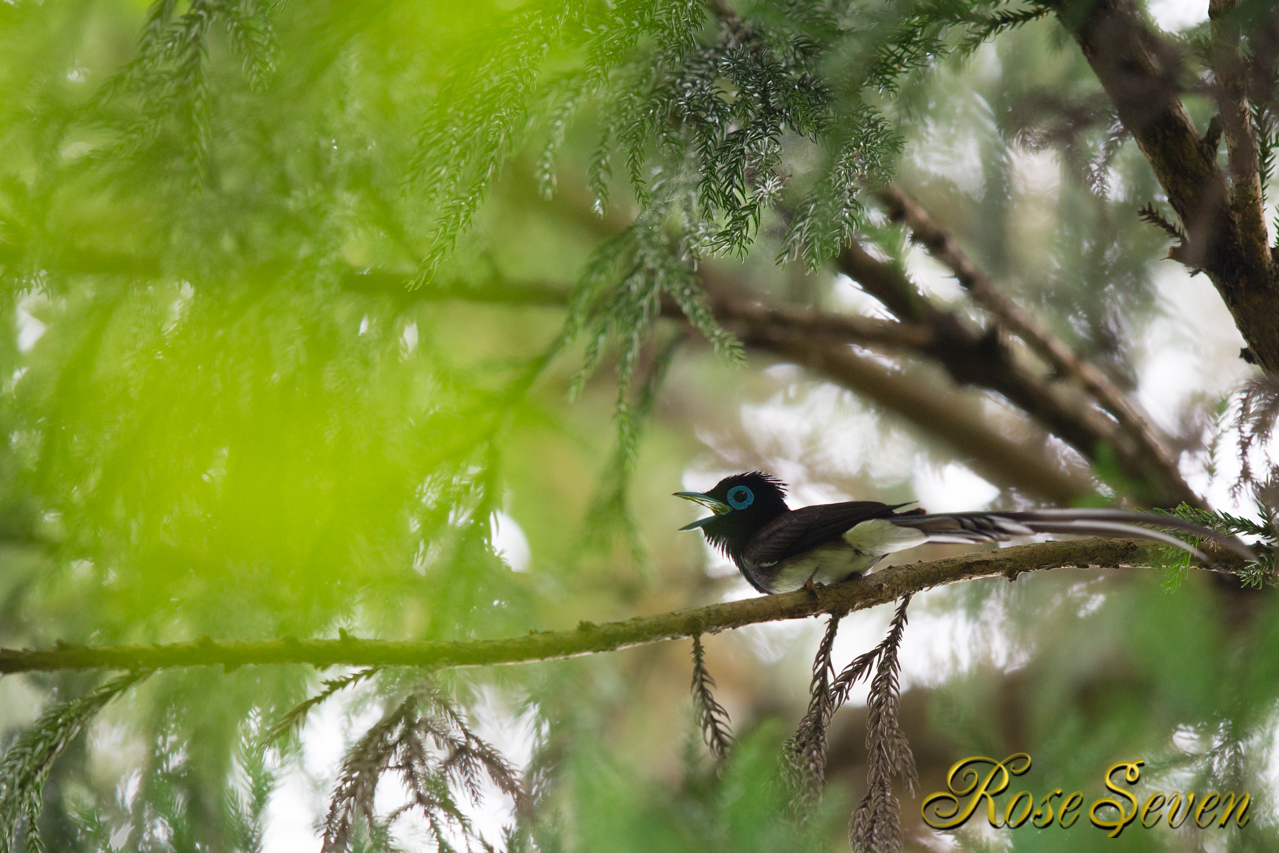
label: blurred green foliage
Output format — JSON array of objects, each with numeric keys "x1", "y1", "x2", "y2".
[{"x1": 0, "y1": 0, "x2": 1277, "y2": 851}]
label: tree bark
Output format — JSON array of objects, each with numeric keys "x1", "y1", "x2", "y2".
[
  {"x1": 0, "y1": 539, "x2": 1249, "y2": 675},
  {"x1": 1051, "y1": 0, "x2": 1279, "y2": 372}
]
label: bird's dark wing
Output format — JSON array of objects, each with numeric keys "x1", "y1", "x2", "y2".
[{"x1": 744, "y1": 501, "x2": 917, "y2": 566}]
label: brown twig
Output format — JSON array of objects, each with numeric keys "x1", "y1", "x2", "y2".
[
  {"x1": 849, "y1": 595, "x2": 917, "y2": 853},
  {"x1": 782, "y1": 611, "x2": 846, "y2": 812}
]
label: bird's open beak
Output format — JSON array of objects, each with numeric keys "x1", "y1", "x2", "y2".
[{"x1": 674, "y1": 491, "x2": 731, "y2": 530}]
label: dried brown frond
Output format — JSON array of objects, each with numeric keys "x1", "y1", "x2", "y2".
[
  {"x1": 322, "y1": 683, "x2": 531, "y2": 853},
  {"x1": 783, "y1": 596, "x2": 917, "y2": 833},
  {"x1": 781, "y1": 610, "x2": 844, "y2": 815},
  {"x1": 850, "y1": 595, "x2": 917, "y2": 853},
  {"x1": 690, "y1": 634, "x2": 734, "y2": 760}
]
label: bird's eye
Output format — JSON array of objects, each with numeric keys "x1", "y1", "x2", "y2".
[{"x1": 727, "y1": 486, "x2": 754, "y2": 510}]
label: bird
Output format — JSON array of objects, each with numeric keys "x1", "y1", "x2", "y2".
[{"x1": 675, "y1": 472, "x2": 1257, "y2": 595}]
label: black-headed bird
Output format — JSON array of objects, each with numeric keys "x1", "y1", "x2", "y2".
[{"x1": 675, "y1": 472, "x2": 1256, "y2": 595}]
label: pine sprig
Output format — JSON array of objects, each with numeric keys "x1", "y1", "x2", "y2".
[
  {"x1": 957, "y1": 4, "x2": 1050, "y2": 54},
  {"x1": 690, "y1": 634, "x2": 735, "y2": 760},
  {"x1": 322, "y1": 683, "x2": 531, "y2": 853},
  {"x1": 1155, "y1": 503, "x2": 1276, "y2": 590},
  {"x1": 227, "y1": 722, "x2": 275, "y2": 853},
  {"x1": 780, "y1": 104, "x2": 901, "y2": 269},
  {"x1": 562, "y1": 222, "x2": 741, "y2": 418},
  {"x1": 0, "y1": 671, "x2": 150, "y2": 853},
  {"x1": 1252, "y1": 86, "x2": 1277, "y2": 211},
  {"x1": 260, "y1": 667, "x2": 381, "y2": 750},
  {"x1": 98, "y1": 0, "x2": 280, "y2": 180},
  {"x1": 579, "y1": 331, "x2": 684, "y2": 560}
]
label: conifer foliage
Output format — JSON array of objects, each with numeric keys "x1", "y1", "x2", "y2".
[{"x1": 3, "y1": 0, "x2": 1279, "y2": 851}]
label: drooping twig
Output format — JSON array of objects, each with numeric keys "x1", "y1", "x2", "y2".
[
  {"x1": 321, "y1": 682, "x2": 531, "y2": 853},
  {"x1": 849, "y1": 596, "x2": 917, "y2": 853},
  {"x1": 690, "y1": 634, "x2": 734, "y2": 760},
  {"x1": 0, "y1": 670, "x2": 151, "y2": 853},
  {"x1": 782, "y1": 611, "x2": 846, "y2": 813},
  {"x1": 783, "y1": 594, "x2": 918, "y2": 837}
]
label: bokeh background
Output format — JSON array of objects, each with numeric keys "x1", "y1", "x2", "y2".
[{"x1": 1, "y1": 0, "x2": 1276, "y2": 851}]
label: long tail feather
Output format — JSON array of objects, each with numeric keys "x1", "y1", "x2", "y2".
[
  {"x1": 890, "y1": 508, "x2": 1256, "y2": 564},
  {"x1": 1021, "y1": 520, "x2": 1212, "y2": 564},
  {"x1": 1010, "y1": 509, "x2": 1256, "y2": 562}
]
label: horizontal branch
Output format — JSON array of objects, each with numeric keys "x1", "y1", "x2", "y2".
[
  {"x1": 8, "y1": 201, "x2": 1171, "y2": 503},
  {"x1": 341, "y1": 262, "x2": 1101, "y2": 501},
  {"x1": 0, "y1": 540, "x2": 1248, "y2": 676}
]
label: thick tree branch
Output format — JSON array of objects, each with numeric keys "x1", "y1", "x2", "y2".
[
  {"x1": 1049, "y1": 0, "x2": 1279, "y2": 373},
  {"x1": 510, "y1": 169, "x2": 1180, "y2": 503},
  {"x1": 835, "y1": 239, "x2": 1202, "y2": 507},
  {"x1": 1210, "y1": 0, "x2": 1271, "y2": 278},
  {"x1": 677, "y1": 287, "x2": 937, "y2": 352},
  {"x1": 0, "y1": 540, "x2": 1250, "y2": 676},
  {"x1": 871, "y1": 185, "x2": 1183, "y2": 504}
]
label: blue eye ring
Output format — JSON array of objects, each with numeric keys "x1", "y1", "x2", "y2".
[{"x1": 727, "y1": 486, "x2": 754, "y2": 510}]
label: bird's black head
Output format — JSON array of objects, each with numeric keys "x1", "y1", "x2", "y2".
[{"x1": 674, "y1": 472, "x2": 790, "y2": 561}]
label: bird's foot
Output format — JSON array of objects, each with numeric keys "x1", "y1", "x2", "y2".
[{"x1": 802, "y1": 578, "x2": 820, "y2": 598}]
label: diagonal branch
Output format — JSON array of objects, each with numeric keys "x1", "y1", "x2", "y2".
[
  {"x1": 1209, "y1": 0, "x2": 1271, "y2": 280},
  {"x1": 1048, "y1": 0, "x2": 1279, "y2": 373},
  {"x1": 871, "y1": 185, "x2": 1183, "y2": 503},
  {"x1": 835, "y1": 238, "x2": 1202, "y2": 507},
  {"x1": 0, "y1": 539, "x2": 1251, "y2": 676}
]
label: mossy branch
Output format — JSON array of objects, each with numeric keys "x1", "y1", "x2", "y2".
[{"x1": 0, "y1": 540, "x2": 1253, "y2": 677}]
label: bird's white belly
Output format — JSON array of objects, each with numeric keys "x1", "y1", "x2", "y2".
[{"x1": 767, "y1": 543, "x2": 882, "y2": 592}]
